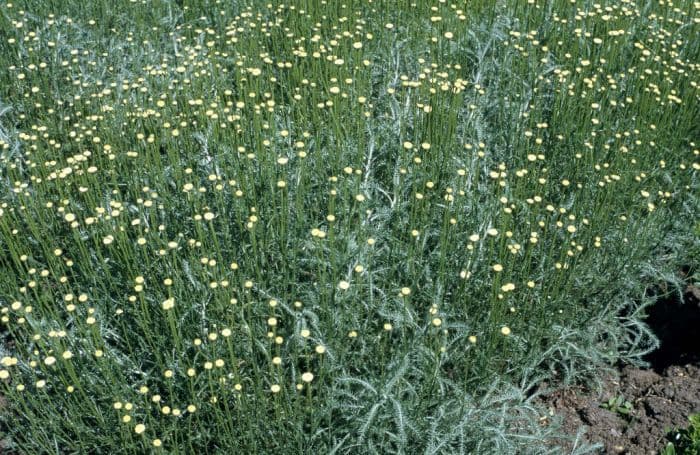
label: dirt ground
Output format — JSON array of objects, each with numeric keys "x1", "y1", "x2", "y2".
[
  {"x1": 541, "y1": 363, "x2": 700, "y2": 454},
  {"x1": 540, "y1": 284, "x2": 700, "y2": 454}
]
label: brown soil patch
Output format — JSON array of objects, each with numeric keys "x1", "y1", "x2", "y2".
[
  {"x1": 539, "y1": 284, "x2": 700, "y2": 454},
  {"x1": 540, "y1": 364, "x2": 700, "y2": 454}
]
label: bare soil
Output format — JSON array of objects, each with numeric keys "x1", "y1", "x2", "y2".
[
  {"x1": 541, "y1": 363, "x2": 700, "y2": 454},
  {"x1": 539, "y1": 284, "x2": 700, "y2": 454}
]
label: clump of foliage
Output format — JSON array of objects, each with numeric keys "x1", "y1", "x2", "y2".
[
  {"x1": 662, "y1": 414, "x2": 700, "y2": 455},
  {"x1": 601, "y1": 395, "x2": 634, "y2": 418}
]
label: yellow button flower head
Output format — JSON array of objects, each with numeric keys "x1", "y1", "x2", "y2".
[
  {"x1": 162, "y1": 298, "x2": 175, "y2": 310},
  {"x1": 501, "y1": 283, "x2": 516, "y2": 292}
]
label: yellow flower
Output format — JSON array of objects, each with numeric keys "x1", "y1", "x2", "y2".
[
  {"x1": 161, "y1": 298, "x2": 175, "y2": 310},
  {"x1": 501, "y1": 326, "x2": 511, "y2": 336},
  {"x1": 301, "y1": 372, "x2": 314, "y2": 383},
  {"x1": 501, "y1": 283, "x2": 516, "y2": 292},
  {"x1": 134, "y1": 424, "x2": 146, "y2": 434}
]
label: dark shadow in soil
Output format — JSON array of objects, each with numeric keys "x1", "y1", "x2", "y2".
[{"x1": 644, "y1": 284, "x2": 700, "y2": 372}]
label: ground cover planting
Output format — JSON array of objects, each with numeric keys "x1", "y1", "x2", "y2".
[{"x1": 0, "y1": 0, "x2": 698, "y2": 453}]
